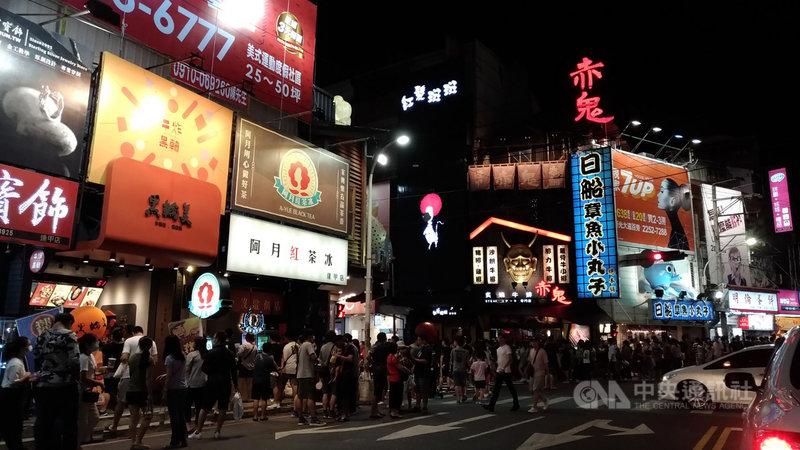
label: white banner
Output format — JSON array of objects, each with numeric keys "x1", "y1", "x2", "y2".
[
  {"x1": 728, "y1": 289, "x2": 778, "y2": 313},
  {"x1": 701, "y1": 184, "x2": 750, "y2": 288},
  {"x1": 227, "y1": 214, "x2": 348, "y2": 285}
]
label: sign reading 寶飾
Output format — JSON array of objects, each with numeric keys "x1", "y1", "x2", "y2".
[{"x1": 232, "y1": 119, "x2": 349, "y2": 234}]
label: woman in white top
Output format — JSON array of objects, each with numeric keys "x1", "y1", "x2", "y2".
[{"x1": 1, "y1": 336, "x2": 35, "y2": 450}]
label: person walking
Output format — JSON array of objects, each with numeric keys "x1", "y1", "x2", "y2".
[
  {"x1": 450, "y1": 335, "x2": 470, "y2": 404},
  {"x1": 295, "y1": 330, "x2": 325, "y2": 426},
  {"x1": 188, "y1": 331, "x2": 237, "y2": 440},
  {"x1": 105, "y1": 326, "x2": 158, "y2": 437},
  {"x1": 252, "y1": 342, "x2": 278, "y2": 421},
  {"x1": 527, "y1": 338, "x2": 549, "y2": 412},
  {"x1": 126, "y1": 337, "x2": 155, "y2": 450},
  {"x1": 161, "y1": 334, "x2": 188, "y2": 449},
  {"x1": 236, "y1": 333, "x2": 257, "y2": 402},
  {"x1": 483, "y1": 333, "x2": 520, "y2": 413},
  {"x1": 1, "y1": 336, "x2": 35, "y2": 450},
  {"x1": 469, "y1": 352, "x2": 489, "y2": 404},
  {"x1": 78, "y1": 334, "x2": 103, "y2": 447},
  {"x1": 184, "y1": 337, "x2": 207, "y2": 433},
  {"x1": 32, "y1": 312, "x2": 80, "y2": 450}
]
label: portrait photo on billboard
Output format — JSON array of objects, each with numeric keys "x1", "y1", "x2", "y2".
[
  {"x1": 0, "y1": 7, "x2": 92, "y2": 179},
  {"x1": 612, "y1": 150, "x2": 695, "y2": 252}
]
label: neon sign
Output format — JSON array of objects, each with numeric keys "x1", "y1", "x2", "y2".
[
  {"x1": 483, "y1": 283, "x2": 571, "y2": 305},
  {"x1": 401, "y1": 80, "x2": 458, "y2": 111},
  {"x1": 189, "y1": 272, "x2": 229, "y2": 319},
  {"x1": 420, "y1": 193, "x2": 443, "y2": 249},
  {"x1": 570, "y1": 57, "x2": 614, "y2": 124}
]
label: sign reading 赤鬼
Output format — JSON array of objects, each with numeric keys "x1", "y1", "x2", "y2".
[
  {"x1": 571, "y1": 147, "x2": 618, "y2": 298},
  {"x1": 226, "y1": 214, "x2": 348, "y2": 284},
  {"x1": 652, "y1": 299, "x2": 715, "y2": 321}
]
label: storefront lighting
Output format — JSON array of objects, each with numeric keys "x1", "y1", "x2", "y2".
[
  {"x1": 173, "y1": 263, "x2": 179, "y2": 271},
  {"x1": 186, "y1": 265, "x2": 195, "y2": 273},
  {"x1": 148, "y1": 265, "x2": 154, "y2": 272},
  {"x1": 108, "y1": 252, "x2": 116, "y2": 262},
  {"x1": 144, "y1": 258, "x2": 151, "y2": 267},
  {"x1": 223, "y1": 272, "x2": 229, "y2": 277},
  {"x1": 83, "y1": 255, "x2": 89, "y2": 264},
  {"x1": 118, "y1": 260, "x2": 125, "y2": 268},
  {"x1": 746, "y1": 237, "x2": 758, "y2": 246}
]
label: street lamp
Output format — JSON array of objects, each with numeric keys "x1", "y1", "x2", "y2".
[
  {"x1": 364, "y1": 134, "x2": 410, "y2": 348},
  {"x1": 653, "y1": 134, "x2": 684, "y2": 158},
  {"x1": 630, "y1": 126, "x2": 661, "y2": 153}
]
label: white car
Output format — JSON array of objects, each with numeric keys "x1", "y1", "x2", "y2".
[
  {"x1": 735, "y1": 326, "x2": 800, "y2": 450},
  {"x1": 658, "y1": 344, "x2": 774, "y2": 409}
]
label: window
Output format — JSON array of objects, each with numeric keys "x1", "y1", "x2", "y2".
[
  {"x1": 791, "y1": 336, "x2": 800, "y2": 389},
  {"x1": 705, "y1": 348, "x2": 773, "y2": 370}
]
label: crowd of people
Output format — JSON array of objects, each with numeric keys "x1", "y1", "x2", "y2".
[{"x1": 1, "y1": 316, "x2": 785, "y2": 450}]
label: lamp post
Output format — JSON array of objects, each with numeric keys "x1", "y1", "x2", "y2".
[
  {"x1": 364, "y1": 134, "x2": 409, "y2": 348},
  {"x1": 630, "y1": 126, "x2": 661, "y2": 153}
]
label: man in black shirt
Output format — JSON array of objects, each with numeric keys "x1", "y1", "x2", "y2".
[
  {"x1": 412, "y1": 334, "x2": 433, "y2": 412},
  {"x1": 368, "y1": 332, "x2": 389, "y2": 418},
  {"x1": 189, "y1": 331, "x2": 237, "y2": 440}
]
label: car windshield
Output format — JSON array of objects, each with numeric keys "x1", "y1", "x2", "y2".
[{"x1": 791, "y1": 334, "x2": 800, "y2": 389}]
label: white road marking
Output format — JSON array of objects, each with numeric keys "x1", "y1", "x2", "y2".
[
  {"x1": 460, "y1": 416, "x2": 545, "y2": 440},
  {"x1": 274, "y1": 412, "x2": 448, "y2": 439},
  {"x1": 376, "y1": 414, "x2": 495, "y2": 441}
]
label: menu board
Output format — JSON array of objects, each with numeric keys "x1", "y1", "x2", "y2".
[{"x1": 29, "y1": 281, "x2": 103, "y2": 307}]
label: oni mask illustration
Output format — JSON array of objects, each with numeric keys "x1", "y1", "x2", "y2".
[{"x1": 502, "y1": 232, "x2": 538, "y2": 287}]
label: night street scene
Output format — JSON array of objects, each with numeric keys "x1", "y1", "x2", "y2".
[{"x1": 2, "y1": 1, "x2": 800, "y2": 449}]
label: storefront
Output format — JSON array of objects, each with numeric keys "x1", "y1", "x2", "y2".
[{"x1": 725, "y1": 287, "x2": 780, "y2": 338}]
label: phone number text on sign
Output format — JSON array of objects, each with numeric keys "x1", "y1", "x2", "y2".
[{"x1": 61, "y1": 0, "x2": 316, "y2": 117}]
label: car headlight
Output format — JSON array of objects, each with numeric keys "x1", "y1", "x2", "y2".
[{"x1": 662, "y1": 373, "x2": 678, "y2": 382}]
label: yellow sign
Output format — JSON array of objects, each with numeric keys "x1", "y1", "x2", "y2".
[
  {"x1": 776, "y1": 315, "x2": 800, "y2": 331},
  {"x1": 87, "y1": 52, "x2": 233, "y2": 213}
]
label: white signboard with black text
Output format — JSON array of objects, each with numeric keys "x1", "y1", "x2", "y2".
[{"x1": 227, "y1": 214, "x2": 348, "y2": 285}]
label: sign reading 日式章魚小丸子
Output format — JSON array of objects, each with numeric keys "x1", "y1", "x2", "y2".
[
  {"x1": 652, "y1": 299, "x2": 715, "y2": 321},
  {"x1": 571, "y1": 147, "x2": 618, "y2": 299}
]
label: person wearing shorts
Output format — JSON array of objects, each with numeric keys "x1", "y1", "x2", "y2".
[
  {"x1": 411, "y1": 334, "x2": 433, "y2": 413},
  {"x1": 278, "y1": 336, "x2": 300, "y2": 411},
  {"x1": 295, "y1": 330, "x2": 324, "y2": 426},
  {"x1": 450, "y1": 336, "x2": 470, "y2": 404},
  {"x1": 470, "y1": 354, "x2": 488, "y2": 404},
  {"x1": 188, "y1": 332, "x2": 237, "y2": 440}
]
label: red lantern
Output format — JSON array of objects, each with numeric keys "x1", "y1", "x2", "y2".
[
  {"x1": 414, "y1": 321, "x2": 438, "y2": 344},
  {"x1": 70, "y1": 305, "x2": 108, "y2": 339}
]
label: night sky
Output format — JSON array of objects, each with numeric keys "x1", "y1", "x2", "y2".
[{"x1": 312, "y1": 1, "x2": 800, "y2": 301}]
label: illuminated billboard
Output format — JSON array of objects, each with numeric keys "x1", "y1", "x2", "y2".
[
  {"x1": 768, "y1": 168, "x2": 793, "y2": 233},
  {"x1": 87, "y1": 52, "x2": 233, "y2": 213}
]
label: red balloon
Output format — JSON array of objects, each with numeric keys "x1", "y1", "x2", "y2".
[
  {"x1": 414, "y1": 321, "x2": 438, "y2": 343},
  {"x1": 70, "y1": 306, "x2": 108, "y2": 339}
]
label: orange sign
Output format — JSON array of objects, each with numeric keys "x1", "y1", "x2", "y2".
[
  {"x1": 96, "y1": 158, "x2": 221, "y2": 266},
  {"x1": 87, "y1": 52, "x2": 233, "y2": 213},
  {"x1": 612, "y1": 150, "x2": 695, "y2": 251}
]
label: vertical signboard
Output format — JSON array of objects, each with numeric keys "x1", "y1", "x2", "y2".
[
  {"x1": 612, "y1": 150, "x2": 695, "y2": 251},
  {"x1": 557, "y1": 244, "x2": 570, "y2": 284},
  {"x1": 472, "y1": 246, "x2": 484, "y2": 284},
  {"x1": 701, "y1": 184, "x2": 750, "y2": 288},
  {"x1": 571, "y1": 147, "x2": 618, "y2": 298},
  {"x1": 486, "y1": 246, "x2": 498, "y2": 284},
  {"x1": 543, "y1": 245, "x2": 555, "y2": 284},
  {"x1": 0, "y1": 7, "x2": 92, "y2": 180},
  {"x1": 768, "y1": 168, "x2": 793, "y2": 233}
]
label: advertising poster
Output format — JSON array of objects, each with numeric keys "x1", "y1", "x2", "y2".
[
  {"x1": 0, "y1": 164, "x2": 80, "y2": 250},
  {"x1": 571, "y1": 147, "x2": 618, "y2": 299},
  {"x1": 768, "y1": 168, "x2": 793, "y2": 233},
  {"x1": 226, "y1": 214, "x2": 348, "y2": 284},
  {"x1": 232, "y1": 119, "x2": 349, "y2": 234},
  {"x1": 701, "y1": 184, "x2": 750, "y2": 288},
  {"x1": 0, "y1": 7, "x2": 92, "y2": 179},
  {"x1": 87, "y1": 52, "x2": 232, "y2": 213},
  {"x1": 15, "y1": 307, "x2": 62, "y2": 374},
  {"x1": 168, "y1": 317, "x2": 203, "y2": 354},
  {"x1": 612, "y1": 149, "x2": 695, "y2": 252},
  {"x1": 57, "y1": 0, "x2": 317, "y2": 119},
  {"x1": 777, "y1": 289, "x2": 800, "y2": 313}
]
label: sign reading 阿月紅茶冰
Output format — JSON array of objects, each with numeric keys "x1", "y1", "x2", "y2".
[
  {"x1": 233, "y1": 119, "x2": 349, "y2": 234},
  {"x1": 401, "y1": 80, "x2": 458, "y2": 111},
  {"x1": 56, "y1": 0, "x2": 316, "y2": 119},
  {"x1": 87, "y1": 52, "x2": 233, "y2": 214},
  {"x1": 226, "y1": 214, "x2": 348, "y2": 285},
  {"x1": 0, "y1": 163, "x2": 79, "y2": 249},
  {"x1": 0, "y1": 7, "x2": 92, "y2": 180},
  {"x1": 652, "y1": 299, "x2": 715, "y2": 321},
  {"x1": 768, "y1": 168, "x2": 793, "y2": 233},
  {"x1": 189, "y1": 272, "x2": 230, "y2": 319},
  {"x1": 570, "y1": 57, "x2": 613, "y2": 124},
  {"x1": 571, "y1": 147, "x2": 618, "y2": 299}
]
